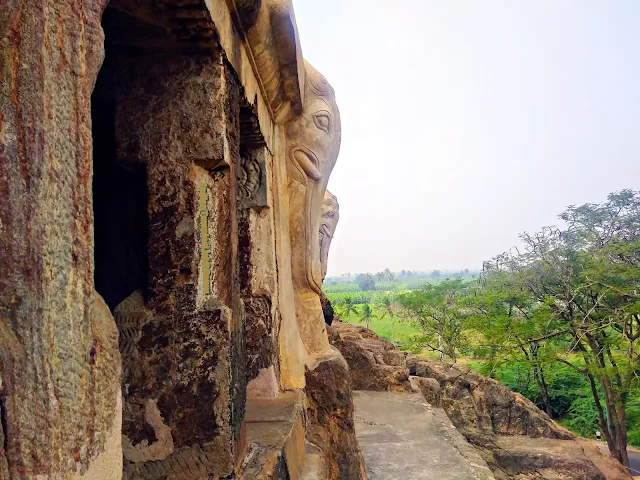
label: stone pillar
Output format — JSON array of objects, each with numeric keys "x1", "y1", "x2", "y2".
[
  {"x1": 0, "y1": 1, "x2": 122, "y2": 477},
  {"x1": 109, "y1": 50, "x2": 245, "y2": 478}
]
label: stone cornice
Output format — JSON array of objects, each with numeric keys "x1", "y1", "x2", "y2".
[{"x1": 225, "y1": 0, "x2": 305, "y2": 124}]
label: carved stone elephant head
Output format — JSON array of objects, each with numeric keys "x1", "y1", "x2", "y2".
[
  {"x1": 287, "y1": 61, "x2": 341, "y2": 296},
  {"x1": 319, "y1": 190, "x2": 339, "y2": 281}
]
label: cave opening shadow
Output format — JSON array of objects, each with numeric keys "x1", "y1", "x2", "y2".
[{"x1": 92, "y1": 75, "x2": 148, "y2": 312}]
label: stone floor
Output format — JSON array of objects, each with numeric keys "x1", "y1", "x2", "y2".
[{"x1": 353, "y1": 390, "x2": 493, "y2": 480}]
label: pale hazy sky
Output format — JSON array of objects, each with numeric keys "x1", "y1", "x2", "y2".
[{"x1": 294, "y1": 0, "x2": 640, "y2": 276}]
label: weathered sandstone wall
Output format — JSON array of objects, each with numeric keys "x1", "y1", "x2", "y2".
[{"x1": 0, "y1": 0, "x2": 365, "y2": 478}]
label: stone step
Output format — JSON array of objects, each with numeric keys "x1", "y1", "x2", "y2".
[{"x1": 241, "y1": 390, "x2": 312, "y2": 480}]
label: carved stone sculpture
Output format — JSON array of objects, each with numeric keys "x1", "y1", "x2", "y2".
[
  {"x1": 287, "y1": 61, "x2": 342, "y2": 358},
  {"x1": 319, "y1": 190, "x2": 339, "y2": 281},
  {"x1": 238, "y1": 150, "x2": 268, "y2": 209},
  {"x1": 114, "y1": 290, "x2": 151, "y2": 386}
]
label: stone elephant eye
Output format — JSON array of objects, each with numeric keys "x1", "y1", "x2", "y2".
[{"x1": 313, "y1": 112, "x2": 331, "y2": 134}]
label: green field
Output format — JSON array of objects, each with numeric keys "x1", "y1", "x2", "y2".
[
  {"x1": 336, "y1": 312, "x2": 420, "y2": 347},
  {"x1": 326, "y1": 271, "x2": 477, "y2": 351}
]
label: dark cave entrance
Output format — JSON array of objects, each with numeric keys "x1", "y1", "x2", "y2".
[
  {"x1": 92, "y1": 90, "x2": 148, "y2": 311},
  {"x1": 92, "y1": 2, "x2": 222, "y2": 311},
  {"x1": 92, "y1": 2, "x2": 188, "y2": 311}
]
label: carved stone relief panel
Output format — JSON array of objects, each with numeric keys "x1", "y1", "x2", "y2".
[
  {"x1": 244, "y1": 295, "x2": 275, "y2": 381},
  {"x1": 238, "y1": 102, "x2": 268, "y2": 210},
  {"x1": 238, "y1": 149, "x2": 268, "y2": 209},
  {"x1": 114, "y1": 290, "x2": 151, "y2": 390}
]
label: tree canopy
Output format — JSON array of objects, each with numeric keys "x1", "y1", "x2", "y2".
[{"x1": 468, "y1": 189, "x2": 640, "y2": 467}]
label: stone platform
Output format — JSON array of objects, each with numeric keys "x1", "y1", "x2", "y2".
[{"x1": 353, "y1": 391, "x2": 494, "y2": 480}]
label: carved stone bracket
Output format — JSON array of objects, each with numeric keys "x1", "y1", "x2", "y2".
[
  {"x1": 285, "y1": 61, "x2": 342, "y2": 358},
  {"x1": 238, "y1": 101, "x2": 269, "y2": 210}
]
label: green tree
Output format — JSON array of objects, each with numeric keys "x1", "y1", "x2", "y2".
[
  {"x1": 356, "y1": 273, "x2": 376, "y2": 291},
  {"x1": 480, "y1": 189, "x2": 640, "y2": 467},
  {"x1": 377, "y1": 295, "x2": 395, "y2": 320},
  {"x1": 398, "y1": 278, "x2": 469, "y2": 362},
  {"x1": 376, "y1": 294, "x2": 399, "y2": 338},
  {"x1": 465, "y1": 273, "x2": 556, "y2": 416},
  {"x1": 339, "y1": 297, "x2": 359, "y2": 318},
  {"x1": 383, "y1": 268, "x2": 395, "y2": 282},
  {"x1": 360, "y1": 303, "x2": 375, "y2": 329}
]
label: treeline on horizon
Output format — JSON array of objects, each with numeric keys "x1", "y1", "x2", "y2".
[
  {"x1": 323, "y1": 189, "x2": 640, "y2": 468},
  {"x1": 323, "y1": 269, "x2": 481, "y2": 304},
  {"x1": 325, "y1": 268, "x2": 482, "y2": 286}
]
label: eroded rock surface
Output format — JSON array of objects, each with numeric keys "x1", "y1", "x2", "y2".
[
  {"x1": 409, "y1": 376, "x2": 442, "y2": 407},
  {"x1": 305, "y1": 348, "x2": 368, "y2": 480},
  {"x1": 488, "y1": 436, "x2": 631, "y2": 480},
  {"x1": 406, "y1": 355, "x2": 572, "y2": 441},
  {"x1": 328, "y1": 321, "x2": 411, "y2": 392}
]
